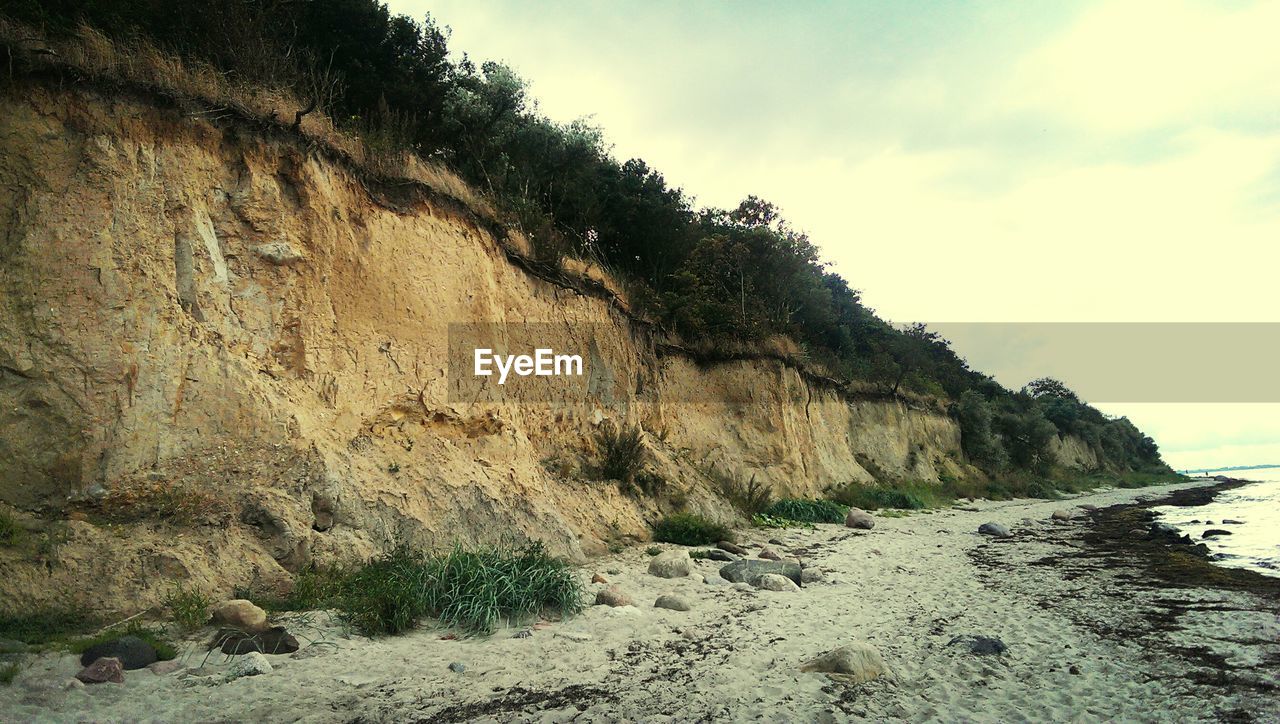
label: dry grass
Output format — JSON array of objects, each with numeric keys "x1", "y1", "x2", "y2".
[{"x1": 92, "y1": 478, "x2": 229, "y2": 527}]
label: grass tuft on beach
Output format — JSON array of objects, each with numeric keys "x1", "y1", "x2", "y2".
[{"x1": 652, "y1": 513, "x2": 733, "y2": 545}]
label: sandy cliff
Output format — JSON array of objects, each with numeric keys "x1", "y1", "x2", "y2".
[{"x1": 0, "y1": 86, "x2": 1033, "y2": 613}]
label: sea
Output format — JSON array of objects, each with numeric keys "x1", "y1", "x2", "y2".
[{"x1": 1153, "y1": 466, "x2": 1280, "y2": 578}]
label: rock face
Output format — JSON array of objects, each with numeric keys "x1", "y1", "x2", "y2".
[
  {"x1": 978, "y1": 523, "x2": 1011, "y2": 537},
  {"x1": 210, "y1": 600, "x2": 269, "y2": 633},
  {"x1": 0, "y1": 86, "x2": 1098, "y2": 614},
  {"x1": 800, "y1": 643, "x2": 887, "y2": 683},
  {"x1": 719, "y1": 560, "x2": 803, "y2": 586},
  {"x1": 76, "y1": 657, "x2": 125, "y2": 684},
  {"x1": 844, "y1": 508, "x2": 875, "y2": 529},
  {"x1": 78, "y1": 635, "x2": 157, "y2": 670},
  {"x1": 755, "y1": 573, "x2": 800, "y2": 592},
  {"x1": 648, "y1": 551, "x2": 693, "y2": 578}
]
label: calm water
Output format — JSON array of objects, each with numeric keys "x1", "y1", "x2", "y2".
[{"x1": 1154, "y1": 466, "x2": 1280, "y2": 578}]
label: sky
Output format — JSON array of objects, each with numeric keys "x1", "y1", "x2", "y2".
[{"x1": 392, "y1": 0, "x2": 1280, "y2": 470}]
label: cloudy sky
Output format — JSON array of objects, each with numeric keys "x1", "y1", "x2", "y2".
[{"x1": 394, "y1": 0, "x2": 1280, "y2": 470}]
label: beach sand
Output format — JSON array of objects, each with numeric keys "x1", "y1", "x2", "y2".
[{"x1": 4, "y1": 480, "x2": 1278, "y2": 722}]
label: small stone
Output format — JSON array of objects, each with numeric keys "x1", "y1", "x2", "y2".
[
  {"x1": 716, "y1": 541, "x2": 748, "y2": 555},
  {"x1": 701, "y1": 549, "x2": 736, "y2": 562},
  {"x1": 63, "y1": 678, "x2": 85, "y2": 690},
  {"x1": 76, "y1": 657, "x2": 124, "y2": 684},
  {"x1": 79, "y1": 635, "x2": 157, "y2": 670},
  {"x1": 1051, "y1": 510, "x2": 1071, "y2": 521},
  {"x1": 591, "y1": 573, "x2": 608, "y2": 584},
  {"x1": 845, "y1": 508, "x2": 875, "y2": 530},
  {"x1": 1069, "y1": 664, "x2": 1082, "y2": 675},
  {"x1": 768, "y1": 538, "x2": 784, "y2": 545},
  {"x1": 800, "y1": 643, "x2": 887, "y2": 683},
  {"x1": 720, "y1": 559, "x2": 803, "y2": 586},
  {"x1": 948, "y1": 634, "x2": 1007, "y2": 655},
  {"x1": 1222, "y1": 519, "x2": 1243, "y2": 525},
  {"x1": 1079, "y1": 504, "x2": 1099, "y2": 512},
  {"x1": 654, "y1": 594, "x2": 692, "y2": 611},
  {"x1": 648, "y1": 550, "x2": 692, "y2": 578},
  {"x1": 555, "y1": 631, "x2": 593, "y2": 642},
  {"x1": 594, "y1": 586, "x2": 634, "y2": 607},
  {"x1": 800, "y1": 568, "x2": 826, "y2": 584},
  {"x1": 148, "y1": 660, "x2": 184, "y2": 676},
  {"x1": 210, "y1": 599, "x2": 270, "y2": 633},
  {"x1": 978, "y1": 523, "x2": 1010, "y2": 537},
  {"x1": 1202, "y1": 529, "x2": 1232, "y2": 538},
  {"x1": 225, "y1": 652, "x2": 273, "y2": 679},
  {"x1": 755, "y1": 573, "x2": 800, "y2": 592},
  {"x1": 448, "y1": 662, "x2": 466, "y2": 673},
  {"x1": 758, "y1": 548, "x2": 782, "y2": 561}
]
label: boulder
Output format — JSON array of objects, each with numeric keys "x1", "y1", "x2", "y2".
[
  {"x1": 1202, "y1": 529, "x2": 1233, "y2": 538},
  {"x1": 948, "y1": 634, "x2": 1007, "y2": 655},
  {"x1": 225, "y1": 652, "x2": 272, "y2": 679},
  {"x1": 845, "y1": 508, "x2": 875, "y2": 530},
  {"x1": 719, "y1": 559, "x2": 803, "y2": 586},
  {"x1": 76, "y1": 657, "x2": 124, "y2": 684},
  {"x1": 217, "y1": 626, "x2": 299, "y2": 655},
  {"x1": 648, "y1": 550, "x2": 692, "y2": 578},
  {"x1": 654, "y1": 594, "x2": 692, "y2": 612},
  {"x1": 209, "y1": 599, "x2": 269, "y2": 633},
  {"x1": 78, "y1": 635, "x2": 157, "y2": 670},
  {"x1": 977, "y1": 523, "x2": 1010, "y2": 537},
  {"x1": 594, "y1": 586, "x2": 634, "y2": 607},
  {"x1": 716, "y1": 541, "x2": 748, "y2": 555},
  {"x1": 799, "y1": 643, "x2": 887, "y2": 683},
  {"x1": 755, "y1": 573, "x2": 800, "y2": 592},
  {"x1": 1051, "y1": 510, "x2": 1071, "y2": 521}
]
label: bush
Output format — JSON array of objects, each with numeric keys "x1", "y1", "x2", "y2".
[
  {"x1": 340, "y1": 542, "x2": 583, "y2": 636},
  {"x1": 594, "y1": 424, "x2": 646, "y2": 484},
  {"x1": 0, "y1": 610, "x2": 98, "y2": 647},
  {"x1": 752, "y1": 513, "x2": 814, "y2": 530},
  {"x1": 162, "y1": 586, "x2": 212, "y2": 631},
  {"x1": 0, "y1": 662, "x2": 18, "y2": 685},
  {"x1": 0, "y1": 511, "x2": 23, "y2": 546},
  {"x1": 762, "y1": 499, "x2": 848, "y2": 524},
  {"x1": 713, "y1": 470, "x2": 774, "y2": 515},
  {"x1": 832, "y1": 481, "x2": 949, "y2": 511},
  {"x1": 651, "y1": 513, "x2": 732, "y2": 546}
]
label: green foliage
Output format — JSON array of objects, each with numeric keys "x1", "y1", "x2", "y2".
[
  {"x1": 0, "y1": 611, "x2": 98, "y2": 647},
  {"x1": 162, "y1": 586, "x2": 212, "y2": 632},
  {"x1": 651, "y1": 513, "x2": 732, "y2": 546},
  {"x1": 339, "y1": 542, "x2": 583, "y2": 636},
  {"x1": 762, "y1": 499, "x2": 848, "y2": 524},
  {"x1": 751, "y1": 513, "x2": 815, "y2": 530},
  {"x1": 832, "y1": 481, "x2": 948, "y2": 511},
  {"x1": 0, "y1": 511, "x2": 23, "y2": 546},
  {"x1": 594, "y1": 424, "x2": 646, "y2": 484},
  {"x1": 0, "y1": 662, "x2": 18, "y2": 685},
  {"x1": 9, "y1": 1, "x2": 1166, "y2": 477},
  {"x1": 645, "y1": 546, "x2": 662, "y2": 556},
  {"x1": 68, "y1": 622, "x2": 176, "y2": 661}
]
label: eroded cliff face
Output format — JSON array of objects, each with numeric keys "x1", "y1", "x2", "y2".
[{"x1": 0, "y1": 87, "x2": 981, "y2": 613}]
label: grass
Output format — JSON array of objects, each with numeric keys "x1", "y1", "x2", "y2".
[
  {"x1": 711, "y1": 470, "x2": 774, "y2": 515},
  {"x1": 91, "y1": 479, "x2": 228, "y2": 527},
  {"x1": 0, "y1": 511, "x2": 25, "y2": 546},
  {"x1": 830, "y1": 469, "x2": 1188, "y2": 511},
  {"x1": 0, "y1": 662, "x2": 18, "y2": 685},
  {"x1": 651, "y1": 513, "x2": 732, "y2": 546},
  {"x1": 162, "y1": 585, "x2": 212, "y2": 631},
  {"x1": 752, "y1": 513, "x2": 815, "y2": 530},
  {"x1": 0, "y1": 611, "x2": 176, "y2": 661},
  {"x1": 594, "y1": 424, "x2": 646, "y2": 483},
  {"x1": 762, "y1": 499, "x2": 848, "y2": 524},
  {"x1": 261, "y1": 543, "x2": 584, "y2": 636}
]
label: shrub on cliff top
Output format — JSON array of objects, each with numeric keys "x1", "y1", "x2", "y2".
[{"x1": 652, "y1": 513, "x2": 732, "y2": 546}]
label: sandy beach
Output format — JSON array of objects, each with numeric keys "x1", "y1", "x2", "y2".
[{"x1": 4, "y1": 480, "x2": 1278, "y2": 723}]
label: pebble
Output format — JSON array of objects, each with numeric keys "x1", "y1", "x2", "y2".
[
  {"x1": 225, "y1": 652, "x2": 273, "y2": 680},
  {"x1": 448, "y1": 662, "x2": 466, "y2": 673}
]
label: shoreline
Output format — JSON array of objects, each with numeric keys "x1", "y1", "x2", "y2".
[{"x1": 3, "y1": 480, "x2": 1278, "y2": 722}]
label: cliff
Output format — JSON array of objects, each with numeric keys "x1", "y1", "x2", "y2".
[{"x1": 0, "y1": 85, "x2": 1060, "y2": 613}]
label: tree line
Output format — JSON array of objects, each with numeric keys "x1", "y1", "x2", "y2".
[{"x1": 6, "y1": 0, "x2": 1166, "y2": 475}]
